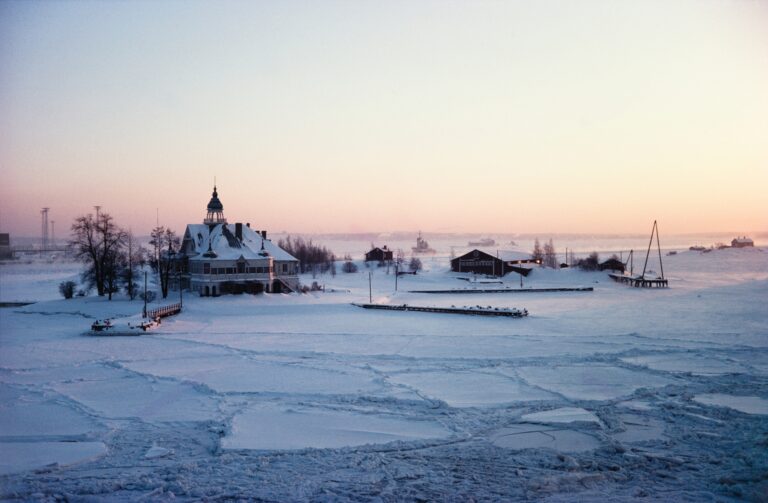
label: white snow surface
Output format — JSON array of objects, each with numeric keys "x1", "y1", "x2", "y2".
[{"x1": 1, "y1": 245, "x2": 767, "y2": 501}]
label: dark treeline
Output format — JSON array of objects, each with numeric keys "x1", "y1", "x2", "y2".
[{"x1": 278, "y1": 236, "x2": 336, "y2": 275}]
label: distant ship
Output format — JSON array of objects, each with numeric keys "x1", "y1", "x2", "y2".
[
  {"x1": 412, "y1": 231, "x2": 436, "y2": 254},
  {"x1": 468, "y1": 238, "x2": 495, "y2": 247}
]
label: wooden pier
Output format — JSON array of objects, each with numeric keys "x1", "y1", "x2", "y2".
[
  {"x1": 610, "y1": 220, "x2": 669, "y2": 289},
  {"x1": 408, "y1": 287, "x2": 593, "y2": 294},
  {"x1": 609, "y1": 274, "x2": 668, "y2": 288},
  {"x1": 146, "y1": 302, "x2": 182, "y2": 319},
  {"x1": 353, "y1": 303, "x2": 528, "y2": 317}
]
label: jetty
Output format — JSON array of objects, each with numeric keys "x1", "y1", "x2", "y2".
[
  {"x1": 608, "y1": 274, "x2": 668, "y2": 288},
  {"x1": 90, "y1": 300, "x2": 183, "y2": 336},
  {"x1": 353, "y1": 303, "x2": 528, "y2": 317},
  {"x1": 146, "y1": 302, "x2": 182, "y2": 319},
  {"x1": 408, "y1": 287, "x2": 593, "y2": 294},
  {"x1": 611, "y1": 220, "x2": 669, "y2": 289}
]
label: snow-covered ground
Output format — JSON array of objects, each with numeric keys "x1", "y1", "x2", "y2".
[{"x1": 1, "y1": 247, "x2": 767, "y2": 501}]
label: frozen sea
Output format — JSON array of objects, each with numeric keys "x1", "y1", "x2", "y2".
[{"x1": 1, "y1": 245, "x2": 767, "y2": 501}]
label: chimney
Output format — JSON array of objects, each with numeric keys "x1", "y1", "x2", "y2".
[
  {"x1": 246, "y1": 222, "x2": 250, "y2": 228},
  {"x1": 235, "y1": 223, "x2": 242, "y2": 241},
  {"x1": 261, "y1": 230, "x2": 267, "y2": 239}
]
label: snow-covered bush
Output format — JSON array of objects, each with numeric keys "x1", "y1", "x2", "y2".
[
  {"x1": 409, "y1": 257, "x2": 423, "y2": 272},
  {"x1": 58, "y1": 281, "x2": 76, "y2": 299},
  {"x1": 342, "y1": 261, "x2": 358, "y2": 273}
]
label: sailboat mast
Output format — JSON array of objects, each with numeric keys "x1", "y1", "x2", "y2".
[
  {"x1": 641, "y1": 220, "x2": 657, "y2": 279},
  {"x1": 656, "y1": 221, "x2": 664, "y2": 279}
]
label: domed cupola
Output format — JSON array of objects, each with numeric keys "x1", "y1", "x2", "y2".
[{"x1": 204, "y1": 185, "x2": 227, "y2": 225}]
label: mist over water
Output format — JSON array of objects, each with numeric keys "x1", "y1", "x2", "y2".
[{"x1": 274, "y1": 232, "x2": 762, "y2": 259}]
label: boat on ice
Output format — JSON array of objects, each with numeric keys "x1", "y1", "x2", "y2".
[
  {"x1": 89, "y1": 315, "x2": 160, "y2": 336},
  {"x1": 88, "y1": 301, "x2": 182, "y2": 336}
]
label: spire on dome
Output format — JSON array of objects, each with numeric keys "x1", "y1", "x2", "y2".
[{"x1": 204, "y1": 184, "x2": 227, "y2": 225}]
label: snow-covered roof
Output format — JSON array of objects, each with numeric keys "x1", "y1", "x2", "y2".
[
  {"x1": 455, "y1": 249, "x2": 534, "y2": 263},
  {"x1": 497, "y1": 250, "x2": 534, "y2": 262},
  {"x1": 184, "y1": 224, "x2": 298, "y2": 262},
  {"x1": 732, "y1": 237, "x2": 754, "y2": 244}
]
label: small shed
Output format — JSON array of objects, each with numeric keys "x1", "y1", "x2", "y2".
[
  {"x1": 365, "y1": 246, "x2": 394, "y2": 262},
  {"x1": 451, "y1": 249, "x2": 536, "y2": 277},
  {"x1": 599, "y1": 257, "x2": 626, "y2": 273}
]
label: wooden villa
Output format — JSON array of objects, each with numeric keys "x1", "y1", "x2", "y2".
[
  {"x1": 365, "y1": 246, "x2": 394, "y2": 263},
  {"x1": 451, "y1": 249, "x2": 538, "y2": 277}
]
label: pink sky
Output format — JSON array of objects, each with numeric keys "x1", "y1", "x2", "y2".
[{"x1": 1, "y1": 1, "x2": 766, "y2": 238}]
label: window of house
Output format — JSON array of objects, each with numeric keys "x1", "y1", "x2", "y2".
[
  {"x1": 203, "y1": 263, "x2": 210, "y2": 274},
  {"x1": 282, "y1": 263, "x2": 288, "y2": 273}
]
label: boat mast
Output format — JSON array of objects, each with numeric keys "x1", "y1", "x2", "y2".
[{"x1": 641, "y1": 220, "x2": 663, "y2": 280}]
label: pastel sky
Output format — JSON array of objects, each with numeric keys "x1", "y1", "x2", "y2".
[{"x1": 1, "y1": 0, "x2": 766, "y2": 237}]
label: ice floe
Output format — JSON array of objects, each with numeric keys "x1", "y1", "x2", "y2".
[
  {"x1": 693, "y1": 394, "x2": 768, "y2": 415},
  {"x1": 520, "y1": 407, "x2": 601, "y2": 426},
  {"x1": 222, "y1": 403, "x2": 451, "y2": 450},
  {"x1": 513, "y1": 365, "x2": 673, "y2": 401},
  {"x1": 0, "y1": 441, "x2": 106, "y2": 475},
  {"x1": 621, "y1": 353, "x2": 749, "y2": 375},
  {"x1": 490, "y1": 424, "x2": 601, "y2": 452},
  {"x1": 387, "y1": 370, "x2": 557, "y2": 407}
]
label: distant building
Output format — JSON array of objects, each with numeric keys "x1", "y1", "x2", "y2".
[
  {"x1": 450, "y1": 249, "x2": 538, "y2": 277},
  {"x1": 731, "y1": 237, "x2": 754, "y2": 248},
  {"x1": 0, "y1": 233, "x2": 11, "y2": 260},
  {"x1": 599, "y1": 257, "x2": 626, "y2": 273},
  {"x1": 365, "y1": 246, "x2": 393, "y2": 263},
  {"x1": 180, "y1": 186, "x2": 299, "y2": 296}
]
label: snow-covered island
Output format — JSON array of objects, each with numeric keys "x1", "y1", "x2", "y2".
[{"x1": 1, "y1": 244, "x2": 767, "y2": 501}]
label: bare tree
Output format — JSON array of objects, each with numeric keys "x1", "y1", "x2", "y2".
[
  {"x1": 70, "y1": 214, "x2": 101, "y2": 293},
  {"x1": 576, "y1": 252, "x2": 600, "y2": 271},
  {"x1": 157, "y1": 228, "x2": 180, "y2": 299},
  {"x1": 532, "y1": 238, "x2": 543, "y2": 264},
  {"x1": 543, "y1": 239, "x2": 557, "y2": 268},
  {"x1": 149, "y1": 226, "x2": 165, "y2": 273},
  {"x1": 395, "y1": 249, "x2": 405, "y2": 270},
  {"x1": 409, "y1": 256, "x2": 423, "y2": 273},
  {"x1": 70, "y1": 211, "x2": 126, "y2": 298},
  {"x1": 120, "y1": 231, "x2": 145, "y2": 300}
]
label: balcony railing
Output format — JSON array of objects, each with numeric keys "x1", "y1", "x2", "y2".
[{"x1": 190, "y1": 272, "x2": 298, "y2": 282}]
